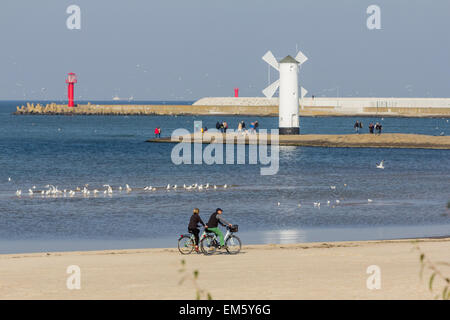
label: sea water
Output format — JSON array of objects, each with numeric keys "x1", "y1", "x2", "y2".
[{"x1": 0, "y1": 100, "x2": 449, "y2": 253}]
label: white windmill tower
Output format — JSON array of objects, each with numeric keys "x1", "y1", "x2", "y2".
[{"x1": 262, "y1": 50, "x2": 308, "y2": 134}]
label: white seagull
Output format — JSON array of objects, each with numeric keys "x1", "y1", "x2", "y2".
[
  {"x1": 104, "y1": 184, "x2": 113, "y2": 194},
  {"x1": 376, "y1": 160, "x2": 385, "y2": 169}
]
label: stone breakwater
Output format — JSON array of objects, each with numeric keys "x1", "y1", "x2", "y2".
[
  {"x1": 13, "y1": 103, "x2": 229, "y2": 116},
  {"x1": 147, "y1": 133, "x2": 450, "y2": 149},
  {"x1": 13, "y1": 97, "x2": 450, "y2": 117},
  {"x1": 13, "y1": 102, "x2": 278, "y2": 116}
]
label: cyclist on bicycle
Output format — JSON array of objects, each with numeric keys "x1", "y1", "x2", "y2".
[
  {"x1": 205, "y1": 208, "x2": 232, "y2": 249},
  {"x1": 188, "y1": 208, "x2": 205, "y2": 252}
]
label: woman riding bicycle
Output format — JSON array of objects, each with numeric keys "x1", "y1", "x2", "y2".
[
  {"x1": 205, "y1": 208, "x2": 232, "y2": 249},
  {"x1": 188, "y1": 208, "x2": 205, "y2": 252}
]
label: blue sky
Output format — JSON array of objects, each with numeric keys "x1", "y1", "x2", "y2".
[{"x1": 0, "y1": 0, "x2": 449, "y2": 100}]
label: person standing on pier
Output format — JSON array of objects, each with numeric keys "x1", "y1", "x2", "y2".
[
  {"x1": 377, "y1": 123, "x2": 382, "y2": 135},
  {"x1": 237, "y1": 121, "x2": 242, "y2": 133},
  {"x1": 223, "y1": 121, "x2": 228, "y2": 133},
  {"x1": 250, "y1": 122, "x2": 255, "y2": 133},
  {"x1": 369, "y1": 122, "x2": 374, "y2": 134},
  {"x1": 154, "y1": 127, "x2": 161, "y2": 138},
  {"x1": 375, "y1": 123, "x2": 382, "y2": 135},
  {"x1": 354, "y1": 120, "x2": 360, "y2": 134}
]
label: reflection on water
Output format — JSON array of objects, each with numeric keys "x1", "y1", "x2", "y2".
[
  {"x1": 261, "y1": 229, "x2": 307, "y2": 244},
  {"x1": 241, "y1": 224, "x2": 450, "y2": 245}
]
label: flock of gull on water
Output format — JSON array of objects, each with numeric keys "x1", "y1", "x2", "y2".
[
  {"x1": 12, "y1": 182, "x2": 229, "y2": 198},
  {"x1": 10, "y1": 181, "x2": 376, "y2": 208},
  {"x1": 10, "y1": 162, "x2": 384, "y2": 207}
]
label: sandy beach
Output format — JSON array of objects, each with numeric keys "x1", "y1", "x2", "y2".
[{"x1": 1, "y1": 238, "x2": 449, "y2": 300}]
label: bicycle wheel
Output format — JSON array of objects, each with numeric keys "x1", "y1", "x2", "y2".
[
  {"x1": 178, "y1": 235, "x2": 195, "y2": 255},
  {"x1": 200, "y1": 235, "x2": 217, "y2": 255},
  {"x1": 225, "y1": 235, "x2": 242, "y2": 254}
]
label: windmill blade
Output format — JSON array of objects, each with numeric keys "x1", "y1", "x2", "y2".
[
  {"x1": 295, "y1": 51, "x2": 308, "y2": 65},
  {"x1": 300, "y1": 87, "x2": 308, "y2": 99},
  {"x1": 262, "y1": 79, "x2": 280, "y2": 98},
  {"x1": 262, "y1": 51, "x2": 279, "y2": 71}
]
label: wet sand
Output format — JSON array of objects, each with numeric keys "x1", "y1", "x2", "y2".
[{"x1": 0, "y1": 238, "x2": 449, "y2": 299}]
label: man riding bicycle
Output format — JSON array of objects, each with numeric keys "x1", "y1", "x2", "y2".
[{"x1": 205, "y1": 208, "x2": 232, "y2": 249}]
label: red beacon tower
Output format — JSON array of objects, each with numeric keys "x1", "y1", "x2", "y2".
[
  {"x1": 234, "y1": 87, "x2": 239, "y2": 97},
  {"x1": 66, "y1": 73, "x2": 77, "y2": 107}
]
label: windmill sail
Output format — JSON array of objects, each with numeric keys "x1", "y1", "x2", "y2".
[
  {"x1": 295, "y1": 51, "x2": 308, "y2": 65},
  {"x1": 262, "y1": 79, "x2": 280, "y2": 98},
  {"x1": 262, "y1": 51, "x2": 279, "y2": 71},
  {"x1": 301, "y1": 87, "x2": 308, "y2": 99}
]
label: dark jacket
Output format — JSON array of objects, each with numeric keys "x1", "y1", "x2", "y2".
[
  {"x1": 207, "y1": 212, "x2": 230, "y2": 228},
  {"x1": 188, "y1": 214, "x2": 205, "y2": 230}
]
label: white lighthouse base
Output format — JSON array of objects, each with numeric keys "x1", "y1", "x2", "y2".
[{"x1": 279, "y1": 127, "x2": 300, "y2": 135}]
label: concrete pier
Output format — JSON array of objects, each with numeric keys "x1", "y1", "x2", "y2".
[{"x1": 147, "y1": 133, "x2": 450, "y2": 150}]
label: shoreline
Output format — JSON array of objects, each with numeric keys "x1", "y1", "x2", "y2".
[
  {"x1": 2, "y1": 234, "x2": 449, "y2": 257},
  {"x1": 147, "y1": 133, "x2": 450, "y2": 150},
  {"x1": 1, "y1": 237, "x2": 449, "y2": 299}
]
